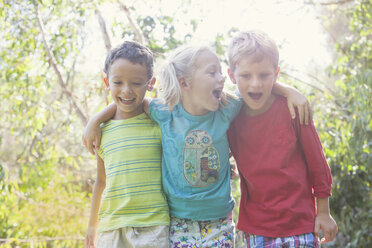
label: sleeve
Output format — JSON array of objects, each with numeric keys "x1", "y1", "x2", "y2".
[
  {"x1": 148, "y1": 99, "x2": 171, "y2": 125},
  {"x1": 227, "y1": 121, "x2": 238, "y2": 159},
  {"x1": 219, "y1": 95, "x2": 242, "y2": 123},
  {"x1": 293, "y1": 113, "x2": 333, "y2": 198},
  {"x1": 97, "y1": 123, "x2": 105, "y2": 159}
]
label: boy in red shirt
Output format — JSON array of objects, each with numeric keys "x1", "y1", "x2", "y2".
[{"x1": 227, "y1": 30, "x2": 338, "y2": 247}]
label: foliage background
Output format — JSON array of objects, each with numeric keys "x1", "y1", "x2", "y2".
[{"x1": 0, "y1": 0, "x2": 370, "y2": 247}]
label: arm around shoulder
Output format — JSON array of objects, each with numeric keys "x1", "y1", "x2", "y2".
[
  {"x1": 272, "y1": 82, "x2": 312, "y2": 125},
  {"x1": 82, "y1": 103, "x2": 117, "y2": 155},
  {"x1": 143, "y1": 97, "x2": 153, "y2": 115}
]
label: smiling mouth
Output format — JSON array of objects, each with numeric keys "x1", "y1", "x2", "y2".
[
  {"x1": 248, "y1": 92, "x2": 262, "y2": 100},
  {"x1": 118, "y1": 97, "x2": 135, "y2": 104},
  {"x1": 212, "y1": 89, "x2": 222, "y2": 100}
]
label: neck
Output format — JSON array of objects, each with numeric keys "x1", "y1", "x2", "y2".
[
  {"x1": 181, "y1": 97, "x2": 208, "y2": 116},
  {"x1": 113, "y1": 104, "x2": 144, "y2": 120}
]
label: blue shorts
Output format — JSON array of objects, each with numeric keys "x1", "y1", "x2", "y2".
[{"x1": 243, "y1": 232, "x2": 320, "y2": 248}]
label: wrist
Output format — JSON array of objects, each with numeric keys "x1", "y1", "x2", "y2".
[
  {"x1": 316, "y1": 197, "x2": 331, "y2": 215},
  {"x1": 283, "y1": 85, "x2": 296, "y2": 97},
  {"x1": 87, "y1": 225, "x2": 97, "y2": 231}
]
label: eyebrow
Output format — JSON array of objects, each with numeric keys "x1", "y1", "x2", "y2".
[
  {"x1": 110, "y1": 76, "x2": 147, "y2": 82},
  {"x1": 205, "y1": 64, "x2": 220, "y2": 70}
]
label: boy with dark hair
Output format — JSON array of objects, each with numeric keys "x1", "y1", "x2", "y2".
[{"x1": 85, "y1": 41, "x2": 169, "y2": 248}]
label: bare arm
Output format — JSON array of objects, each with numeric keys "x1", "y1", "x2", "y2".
[
  {"x1": 82, "y1": 103, "x2": 117, "y2": 155},
  {"x1": 85, "y1": 155, "x2": 106, "y2": 248},
  {"x1": 143, "y1": 98, "x2": 152, "y2": 115},
  {"x1": 314, "y1": 197, "x2": 338, "y2": 244},
  {"x1": 272, "y1": 82, "x2": 312, "y2": 125}
]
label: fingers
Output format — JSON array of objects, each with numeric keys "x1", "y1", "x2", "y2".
[
  {"x1": 304, "y1": 103, "x2": 309, "y2": 125},
  {"x1": 321, "y1": 230, "x2": 331, "y2": 243},
  {"x1": 298, "y1": 104, "x2": 305, "y2": 125},
  {"x1": 85, "y1": 238, "x2": 96, "y2": 248},
  {"x1": 88, "y1": 141, "x2": 95, "y2": 155},
  {"x1": 85, "y1": 237, "x2": 90, "y2": 248},
  {"x1": 287, "y1": 102, "x2": 296, "y2": 119},
  {"x1": 321, "y1": 227, "x2": 338, "y2": 243},
  {"x1": 82, "y1": 136, "x2": 95, "y2": 155},
  {"x1": 314, "y1": 221, "x2": 320, "y2": 241},
  {"x1": 95, "y1": 136, "x2": 101, "y2": 151},
  {"x1": 320, "y1": 238, "x2": 326, "y2": 244}
]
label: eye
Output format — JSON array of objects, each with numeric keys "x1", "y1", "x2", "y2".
[
  {"x1": 208, "y1": 71, "x2": 216, "y2": 76},
  {"x1": 260, "y1": 73, "x2": 271, "y2": 79},
  {"x1": 187, "y1": 137, "x2": 195, "y2": 145},
  {"x1": 241, "y1": 74, "x2": 251, "y2": 79},
  {"x1": 132, "y1": 82, "x2": 143, "y2": 87},
  {"x1": 202, "y1": 136, "x2": 210, "y2": 144},
  {"x1": 113, "y1": 81, "x2": 122, "y2": 85}
]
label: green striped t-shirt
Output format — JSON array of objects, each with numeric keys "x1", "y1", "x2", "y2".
[{"x1": 97, "y1": 113, "x2": 169, "y2": 232}]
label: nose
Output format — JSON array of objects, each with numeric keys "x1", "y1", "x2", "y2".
[
  {"x1": 251, "y1": 76, "x2": 261, "y2": 88},
  {"x1": 217, "y1": 72, "x2": 225, "y2": 85},
  {"x1": 121, "y1": 84, "x2": 133, "y2": 94}
]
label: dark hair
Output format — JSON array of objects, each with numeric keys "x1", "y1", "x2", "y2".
[{"x1": 104, "y1": 41, "x2": 154, "y2": 79}]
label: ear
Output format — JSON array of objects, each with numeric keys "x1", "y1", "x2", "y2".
[
  {"x1": 227, "y1": 68, "x2": 237, "y2": 84},
  {"x1": 147, "y1": 77, "x2": 156, "y2": 91},
  {"x1": 178, "y1": 76, "x2": 189, "y2": 89},
  {"x1": 274, "y1": 66, "x2": 280, "y2": 81},
  {"x1": 103, "y1": 77, "x2": 110, "y2": 89}
]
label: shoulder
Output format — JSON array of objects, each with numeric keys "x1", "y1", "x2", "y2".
[
  {"x1": 217, "y1": 93, "x2": 242, "y2": 121},
  {"x1": 149, "y1": 98, "x2": 167, "y2": 109},
  {"x1": 148, "y1": 98, "x2": 172, "y2": 124},
  {"x1": 275, "y1": 95, "x2": 288, "y2": 106},
  {"x1": 273, "y1": 95, "x2": 292, "y2": 116}
]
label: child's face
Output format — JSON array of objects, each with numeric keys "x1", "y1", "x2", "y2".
[
  {"x1": 229, "y1": 56, "x2": 279, "y2": 115},
  {"x1": 184, "y1": 50, "x2": 225, "y2": 115},
  {"x1": 106, "y1": 58, "x2": 154, "y2": 119}
]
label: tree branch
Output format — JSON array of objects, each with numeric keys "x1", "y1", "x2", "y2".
[
  {"x1": 34, "y1": 3, "x2": 87, "y2": 126},
  {"x1": 280, "y1": 71, "x2": 325, "y2": 93},
  {"x1": 117, "y1": 1, "x2": 146, "y2": 44},
  {"x1": 94, "y1": 5, "x2": 110, "y2": 106},
  {"x1": 95, "y1": 6, "x2": 111, "y2": 52},
  {"x1": 304, "y1": 0, "x2": 354, "y2": 6}
]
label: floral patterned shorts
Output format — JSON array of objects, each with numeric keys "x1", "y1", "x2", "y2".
[{"x1": 170, "y1": 215, "x2": 234, "y2": 248}]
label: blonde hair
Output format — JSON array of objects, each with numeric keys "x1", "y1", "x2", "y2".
[
  {"x1": 159, "y1": 45, "x2": 213, "y2": 110},
  {"x1": 228, "y1": 30, "x2": 279, "y2": 72}
]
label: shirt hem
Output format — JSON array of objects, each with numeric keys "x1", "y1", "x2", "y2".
[{"x1": 98, "y1": 221, "x2": 170, "y2": 233}]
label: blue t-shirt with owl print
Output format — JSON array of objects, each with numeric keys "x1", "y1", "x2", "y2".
[{"x1": 149, "y1": 97, "x2": 242, "y2": 220}]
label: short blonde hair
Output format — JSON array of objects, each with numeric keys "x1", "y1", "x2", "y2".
[
  {"x1": 227, "y1": 30, "x2": 279, "y2": 72},
  {"x1": 159, "y1": 45, "x2": 213, "y2": 110}
]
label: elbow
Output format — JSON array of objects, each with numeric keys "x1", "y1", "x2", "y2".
[{"x1": 95, "y1": 179, "x2": 106, "y2": 190}]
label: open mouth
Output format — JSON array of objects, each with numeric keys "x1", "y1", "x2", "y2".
[
  {"x1": 212, "y1": 89, "x2": 222, "y2": 100},
  {"x1": 248, "y1": 92, "x2": 262, "y2": 100},
  {"x1": 118, "y1": 97, "x2": 135, "y2": 104}
]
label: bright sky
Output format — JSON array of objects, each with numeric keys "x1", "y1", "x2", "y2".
[{"x1": 82, "y1": 0, "x2": 331, "y2": 80}]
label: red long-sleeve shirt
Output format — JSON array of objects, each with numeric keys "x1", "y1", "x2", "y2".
[{"x1": 228, "y1": 96, "x2": 332, "y2": 237}]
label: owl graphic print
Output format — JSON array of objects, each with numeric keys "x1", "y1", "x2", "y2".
[{"x1": 183, "y1": 130, "x2": 220, "y2": 187}]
